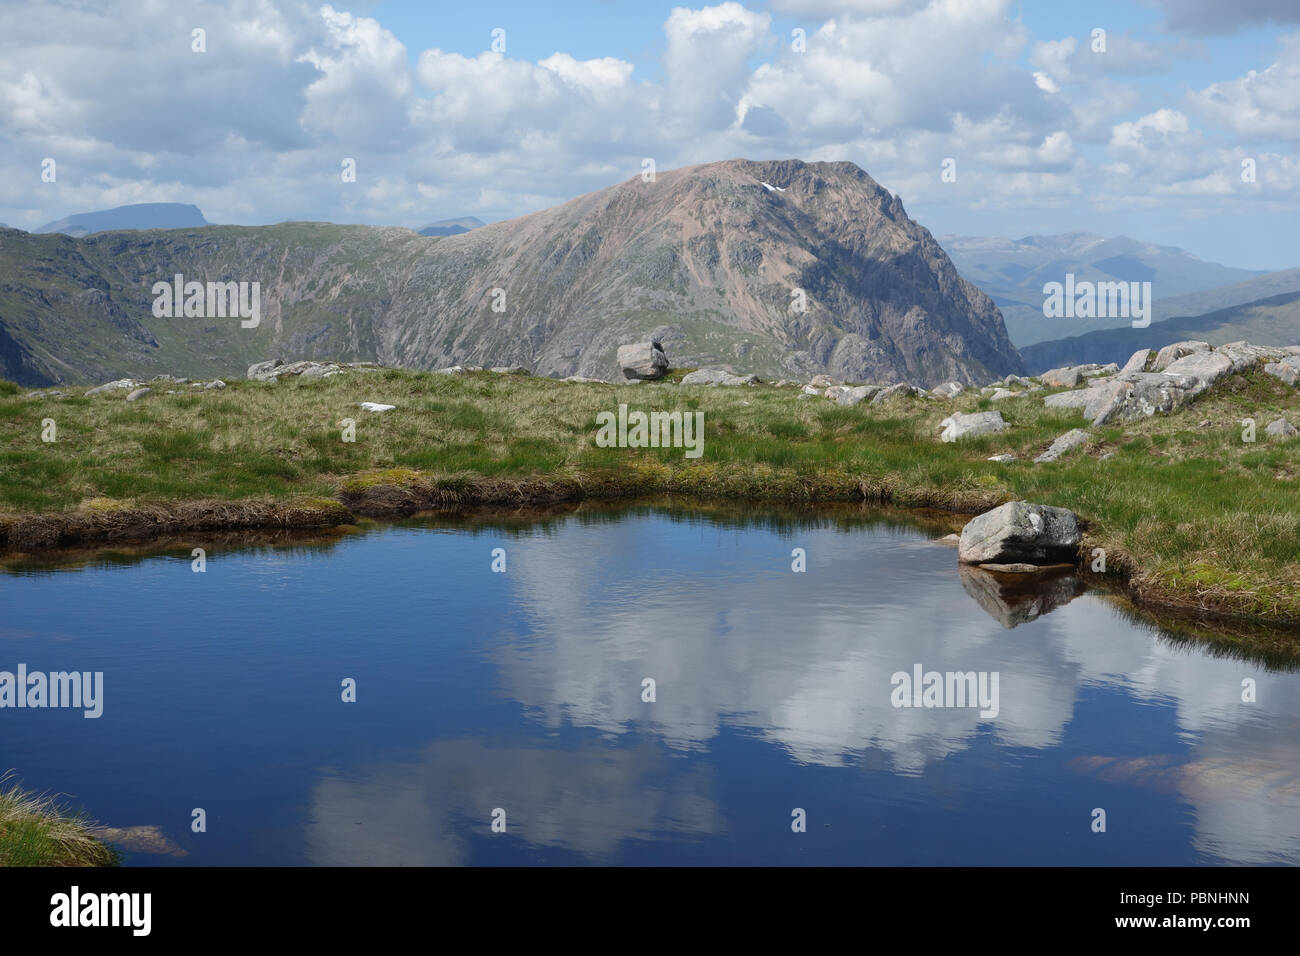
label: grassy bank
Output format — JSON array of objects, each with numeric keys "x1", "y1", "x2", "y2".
[
  {"x1": 2, "y1": 366, "x2": 1299, "y2": 624},
  {"x1": 0, "y1": 777, "x2": 116, "y2": 866}
]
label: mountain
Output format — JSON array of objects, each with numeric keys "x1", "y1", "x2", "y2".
[
  {"x1": 939, "y1": 232, "x2": 1265, "y2": 347},
  {"x1": 1019, "y1": 290, "x2": 1300, "y2": 372},
  {"x1": 36, "y1": 202, "x2": 208, "y2": 237},
  {"x1": 417, "y1": 216, "x2": 485, "y2": 237},
  {"x1": 0, "y1": 159, "x2": 1022, "y2": 388}
]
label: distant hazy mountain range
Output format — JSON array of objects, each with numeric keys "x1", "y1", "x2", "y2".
[
  {"x1": 0, "y1": 159, "x2": 1022, "y2": 388},
  {"x1": 938, "y1": 232, "x2": 1270, "y2": 347},
  {"x1": 36, "y1": 202, "x2": 209, "y2": 237},
  {"x1": 1020, "y1": 288, "x2": 1300, "y2": 373},
  {"x1": 417, "y1": 217, "x2": 485, "y2": 237}
]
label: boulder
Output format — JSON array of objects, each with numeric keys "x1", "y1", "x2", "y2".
[
  {"x1": 1121, "y1": 349, "x2": 1151, "y2": 374},
  {"x1": 247, "y1": 359, "x2": 286, "y2": 381},
  {"x1": 617, "y1": 342, "x2": 669, "y2": 380},
  {"x1": 357, "y1": 402, "x2": 395, "y2": 412},
  {"x1": 987, "y1": 454, "x2": 1017, "y2": 462},
  {"x1": 1041, "y1": 366, "x2": 1084, "y2": 388},
  {"x1": 1264, "y1": 357, "x2": 1300, "y2": 386},
  {"x1": 870, "y1": 382, "x2": 923, "y2": 404},
  {"x1": 203, "y1": 380, "x2": 227, "y2": 390},
  {"x1": 989, "y1": 387, "x2": 1020, "y2": 401},
  {"x1": 1217, "y1": 340, "x2": 1289, "y2": 372},
  {"x1": 85, "y1": 378, "x2": 142, "y2": 396},
  {"x1": 1152, "y1": 341, "x2": 1210, "y2": 371},
  {"x1": 802, "y1": 384, "x2": 823, "y2": 396},
  {"x1": 958, "y1": 501, "x2": 1081, "y2": 565},
  {"x1": 1266, "y1": 418, "x2": 1298, "y2": 438},
  {"x1": 938, "y1": 410, "x2": 1006, "y2": 442},
  {"x1": 1034, "y1": 428, "x2": 1090, "y2": 463},
  {"x1": 126, "y1": 387, "x2": 152, "y2": 401},
  {"x1": 681, "y1": 368, "x2": 758, "y2": 386},
  {"x1": 490, "y1": 365, "x2": 530, "y2": 375},
  {"x1": 931, "y1": 381, "x2": 965, "y2": 399},
  {"x1": 809, "y1": 374, "x2": 836, "y2": 388},
  {"x1": 836, "y1": 384, "x2": 883, "y2": 406}
]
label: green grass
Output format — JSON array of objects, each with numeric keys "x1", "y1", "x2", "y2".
[
  {"x1": 0, "y1": 776, "x2": 117, "y2": 866},
  {"x1": 3, "y1": 367, "x2": 1300, "y2": 623}
]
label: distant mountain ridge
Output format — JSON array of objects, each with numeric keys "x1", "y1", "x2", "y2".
[
  {"x1": 939, "y1": 232, "x2": 1266, "y2": 347},
  {"x1": 0, "y1": 159, "x2": 1023, "y2": 388},
  {"x1": 1020, "y1": 290, "x2": 1300, "y2": 372},
  {"x1": 417, "y1": 217, "x2": 485, "y2": 237},
  {"x1": 36, "y1": 202, "x2": 209, "y2": 237}
]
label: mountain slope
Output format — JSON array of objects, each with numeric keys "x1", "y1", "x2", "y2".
[
  {"x1": 0, "y1": 159, "x2": 1022, "y2": 387},
  {"x1": 1019, "y1": 290, "x2": 1300, "y2": 372},
  {"x1": 36, "y1": 202, "x2": 209, "y2": 237},
  {"x1": 939, "y1": 232, "x2": 1266, "y2": 347}
]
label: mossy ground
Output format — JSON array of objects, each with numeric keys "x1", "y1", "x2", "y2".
[{"x1": 2, "y1": 366, "x2": 1298, "y2": 623}]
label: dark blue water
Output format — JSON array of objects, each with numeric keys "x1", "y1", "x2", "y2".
[{"x1": 2, "y1": 505, "x2": 1297, "y2": 865}]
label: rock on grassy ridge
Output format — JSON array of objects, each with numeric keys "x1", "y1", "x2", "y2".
[
  {"x1": 0, "y1": 159, "x2": 1022, "y2": 388},
  {"x1": 1039, "y1": 341, "x2": 1300, "y2": 426}
]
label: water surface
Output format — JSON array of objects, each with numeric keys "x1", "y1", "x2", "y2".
[{"x1": 2, "y1": 504, "x2": 1297, "y2": 865}]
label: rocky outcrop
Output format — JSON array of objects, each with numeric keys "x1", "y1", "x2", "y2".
[
  {"x1": 247, "y1": 359, "x2": 383, "y2": 381},
  {"x1": 958, "y1": 501, "x2": 1081, "y2": 566},
  {"x1": 1040, "y1": 341, "x2": 1298, "y2": 425}
]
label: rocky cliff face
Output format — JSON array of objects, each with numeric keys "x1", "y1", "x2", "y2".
[{"x1": 0, "y1": 159, "x2": 1023, "y2": 387}]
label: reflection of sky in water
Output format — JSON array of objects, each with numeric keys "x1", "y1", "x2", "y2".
[{"x1": 1, "y1": 509, "x2": 1297, "y2": 865}]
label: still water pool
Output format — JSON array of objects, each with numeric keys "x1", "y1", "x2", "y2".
[{"x1": 2, "y1": 504, "x2": 1297, "y2": 865}]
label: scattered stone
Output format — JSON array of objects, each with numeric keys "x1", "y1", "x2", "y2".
[
  {"x1": 989, "y1": 387, "x2": 1020, "y2": 401},
  {"x1": 937, "y1": 534, "x2": 961, "y2": 547},
  {"x1": 126, "y1": 387, "x2": 151, "y2": 401},
  {"x1": 958, "y1": 500, "x2": 1081, "y2": 565},
  {"x1": 151, "y1": 374, "x2": 188, "y2": 384},
  {"x1": 1121, "y1": 349, "x2": 1152, "y2": 374},
  {"x1": 870, "y1": 382, "x2": 923, "y2": 404},
  {"x1": 1085, "y1": 363, "x2": 1120, "y2": 377},
  {"x1": 1199, "y1": 419, "x2": 1210, "y2": 427},
  {"x1": 357, "y1": 402, "x2": 395, "y2": 412},
  {"x1": 680, "y1": 368, "x2": 758, "y2": 386},
  {"x1": 85, "y1": 378, "x2": 142, "y2": 396},
  {"x1": 1034, "y1": 428, "x2": 1090, "y2": 463},
  {"x1": 938, "y1": 410, "x2": 1007, "y2": 442},
  {"x1": 802, "y1": 384, "x2": 823, "y2": 396},
  {"x1": 1266, "y1": 418, "x2": 1298, "y2": 438},
  {"x1": 617, "y1": 341, "x2": 669, "y2": 380},
  {"x1": 931, "y1": 381, "x2": 965, "y2": 399},
  {"x1": 247, "y1": 359, "x2": 286, "y2": 381},
  {"x1": 489, "y1": 365, "x2": 530, "y2": 375},
  {"x1": 1041, "y1": 366, "x2": 1084, "y2": 388},
  {"x1": 1152, "y1": 340, "x2": 1210, "y2": 371},
  {"x1": 562, "y1": 375, "x2": 607, "y2": 383},
  {"x1": 1264, "y1": 357, "x2": 1300, "y2": 386},
  {"x1": 1099, "y1": 451, "x2": 1116, "y2": 460},
  {"x1": 987, "y1": 454, "x2": 1017, "y2": 462},
  {"x1": 809, "y1": 374, "x2": 836, "y2": 388},
  {"x1": 435, "y1": 365, "x2": 483, "y2": 374},
  {"x1": 836, "y1": 384, "x2": 883, "y2": 406}
]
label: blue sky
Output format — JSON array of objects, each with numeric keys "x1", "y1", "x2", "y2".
[{"x1": 1, "y1": 0, "x2": 1298, "y2": 267}]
